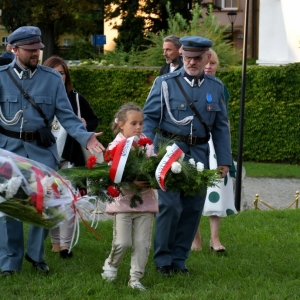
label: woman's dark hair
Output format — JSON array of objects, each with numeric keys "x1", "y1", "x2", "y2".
[{"x1": 43, "y1": 56, "x2": 72, "y2": 94}]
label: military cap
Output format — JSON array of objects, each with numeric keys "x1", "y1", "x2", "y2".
[
  {"x1": 8, "y1": 26, "x2": 45, "y2": 50},
  {"x1": 180, "y1": 36, "x2": 212, "y2": 57}
]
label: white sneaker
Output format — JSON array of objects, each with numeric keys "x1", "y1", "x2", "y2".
[
  {"x1": 101, "y1": 261, "x2": 118, "y2": 281},
  {"x1": 128, "y1": 280, "x2": 147, "y2": 291}
]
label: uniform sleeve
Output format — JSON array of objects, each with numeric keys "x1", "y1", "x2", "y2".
[
  {"x1": 210, "y1": 86, "x2": 232, "y2": 167},
  {"x1": 143, "y1": 77, "x2": 163, "y2": 141}
]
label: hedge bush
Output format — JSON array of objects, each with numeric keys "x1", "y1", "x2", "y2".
[
  {"x1": 69, "y1": 64, "x2": 300, "y2": 163},
  {"x1": 218, "y1": 63, "x2": 300, "y2": 164},
  {"x1": 70, "y1": 66, "x2": 158, "y2": 148}
]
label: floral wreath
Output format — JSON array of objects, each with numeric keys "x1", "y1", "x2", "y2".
[{"x1": 59, "y1": 137, "x2": 221, "y2": 208}]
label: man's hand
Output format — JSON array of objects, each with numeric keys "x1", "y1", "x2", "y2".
[
  {"x1": 218, "y1": 165, "x2": 229, "y2": 178},
  {"x1": 87, "y1": 132, "x2": 105, "y2": 154}
]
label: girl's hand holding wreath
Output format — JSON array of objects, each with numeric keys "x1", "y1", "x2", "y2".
[{"x1": 133, "y1": 180, "x2": 151, "y2": 189}]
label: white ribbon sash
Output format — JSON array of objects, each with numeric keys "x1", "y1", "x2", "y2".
[{"x1": 155, "y1": 143, "x2": 183, "y2": 191}]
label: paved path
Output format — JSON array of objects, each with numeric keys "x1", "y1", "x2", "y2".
[
  {"x1": 95, "y1": 177, "x2": 300, "y2": 221},
  {"x1": 241, "y1": 177, "x2": 300, "y2": 210}
]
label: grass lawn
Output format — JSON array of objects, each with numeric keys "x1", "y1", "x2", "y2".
[
  {"x1": 1, "y1": 209, "x2": 300, "y2": 299},
  {"x1": 242, "y1": 162, "x2": 300, "y2": 178}
]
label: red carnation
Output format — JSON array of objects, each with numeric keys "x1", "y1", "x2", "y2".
[
  {"x1": 138, "y1": 138, "x2": 153, "y2": 147},
  {"x1": 79, "y1": 189, "x2": 86, "y2": 196},
  {"x1": 29, "y1": 192, "x2": 37, "y2": 207},
  {"x1": 87, "y1": 155, "x2": 97, "y2": 169},
  {"x1": 0, "y1": 162, "x2": 13, "y2": 180},
  {"x1": 110, "y1": 147, "x2": 116, "y2": 159},
  {"x1": 107, "y1": 185, "x2": 120, "y2": 197},
  {"x1": 104, "y1": 147, "x2": 117, "y2": 163},
  {"x1": 104, "y1": 150, "x2": 112, "y2": 163}
]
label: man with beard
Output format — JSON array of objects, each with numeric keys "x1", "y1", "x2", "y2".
[
  {"x1": 0, "y1": 26, "x2": 105, "y2": 277},
  {"x1": 159, "y1": 35, "x2": 183, "y2": 75},
  {"x1": 143, "y1": 36, "x2": 231, "y2": 275}
]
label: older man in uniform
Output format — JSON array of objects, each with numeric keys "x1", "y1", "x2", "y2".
[
  {"x1": 143, "y1": 36, "x2": 231, "y2": 275},
  {"x1": 0, "y1": 26, "x2": 104, "y2": 277}
]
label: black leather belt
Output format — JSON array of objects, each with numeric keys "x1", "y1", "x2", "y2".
[
  {"x1": 0, "y1": 125, "x2": 37, "y2": 142},
  {"x1": 160, "y1": 129, "x2": 209, "y2": 145}
]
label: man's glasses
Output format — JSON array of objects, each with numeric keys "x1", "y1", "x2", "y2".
[{"x1": 183, "y1": 55, "x2": 204, "y2": 63}]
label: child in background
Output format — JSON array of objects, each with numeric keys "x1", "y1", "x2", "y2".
[{"x1": 101, "y1": 102, "x2": 158, "y2": 291}]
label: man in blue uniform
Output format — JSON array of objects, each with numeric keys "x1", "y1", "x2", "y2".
[
  {"x1": 0, "y1": 26, "x2": 105, "y2": 277},
  {"x1": 143, "y1": 36, "x2": 231, "y2": 275}
]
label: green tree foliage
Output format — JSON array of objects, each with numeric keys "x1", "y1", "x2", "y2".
[
  {"x1": 61, "y1": 39, "x2": 98, "y2": 60},
  {"x1": 0, "y1": 0, "x2": 104, "y2": 60},
  {"x1": 137, "y1": 3, "x2": 240, "y2": 67},
  {"x1": 98, "y1": 2, "x2": 236, "y2": 67},
  {"x1": 104, "y1": 0, "x2": 216, "y2": 52}
]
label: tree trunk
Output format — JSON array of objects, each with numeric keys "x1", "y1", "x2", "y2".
[{"x1": 39, "y1": 25, "x2": 55, "y2": 63}]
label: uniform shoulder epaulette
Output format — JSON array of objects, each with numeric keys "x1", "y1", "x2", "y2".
[
  {"x1": 39, "y1": 64, "x2": 61, "y2": 78},
  {"x1": 160, "y1": 70, "x2": 181, "y2": 81},
  {"x1": 205, "y1": 74, "x2": 223, "y2": 86}
]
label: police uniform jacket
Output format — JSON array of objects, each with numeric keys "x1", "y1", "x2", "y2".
[
  {"x1": 0, "y1": 62, "x2": 93, "y2": 170},
  {"x1": 143, "y1": 67, "x2": 232, "y2": 168}
]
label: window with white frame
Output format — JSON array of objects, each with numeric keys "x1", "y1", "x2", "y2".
[
  {"x1": 2, "y1": 37, "x2": 8, "y2": 46},
  {"x1": 214, "y1": 0, "x2": 238, "y2": 9}
]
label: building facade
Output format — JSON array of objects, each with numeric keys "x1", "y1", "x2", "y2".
[
  {"x1": 256, "y1": 0, "x2": 300, "y2": 65},
  {"x1": 202, "y1": 0, "x2": 259, "y2": 58}
]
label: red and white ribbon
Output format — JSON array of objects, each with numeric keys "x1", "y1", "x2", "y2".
[
  {"x1": 155, "y1": 144, "x2": 184, "y2": 191},
  {"x1": 109, "y1": 136, "x2": 138, "y2": 183}
]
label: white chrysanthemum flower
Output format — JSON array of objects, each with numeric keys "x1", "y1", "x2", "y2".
[
  {"x1": 196, "y1": 162, "x2": 204, "y2": 172},
  {"x1": 171, "y1": 162, "x2": 182, "y2": 174},
  {"x1": 189, "y1": 158, "x2": 195, "y2": 166},
  {"x1": 5, "y1": 176, "x2": 22, "y2": 199},
  {"x1": 41, "y1": 176, "x2": 54, "y2": 195}
]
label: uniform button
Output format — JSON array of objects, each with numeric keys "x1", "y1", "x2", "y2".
[
  {"x1": 193, "y1": 128, "x2": 196, "y2": 131},
  {"x1": 194, "y1": 99, "x2": 198, "y2": 102},
  {"x1": 24, "y1": 106, "x2": 27, "y2": 109},
  {"x1": 181, "y1": 104, "x2": 185, "y2": 108},
  {"x1": 24, "y1": 120, "x2": 28, "y2": 124}
]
